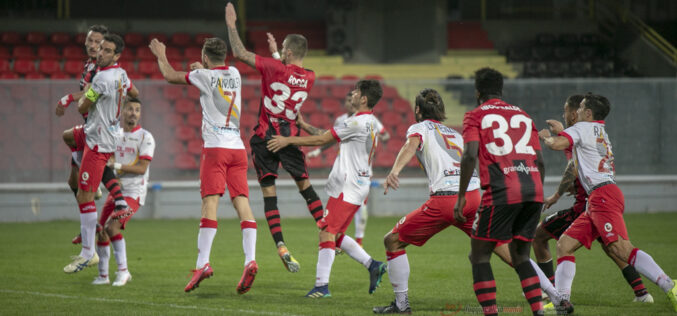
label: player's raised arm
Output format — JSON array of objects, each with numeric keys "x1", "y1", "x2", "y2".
[
  {"x1": 55, "y1": 90, "x2": 86, "y2": 116},
  {"x1": 149, "y1": 38, "x2": 188, "y2": 84},
  {"x1": 225, "y1": 2, "x2": 256, "y2": 68},
  {"x1": 296, "y1": 111, "x2": 327, "y2": 136},
  {"x1": 108, "y1": 158, "x2": 150, "y2": 175},
  {"x1": 266, "y1": 132, "x2": 335, "y2": 153},
  {"x1": 384, "y1": 135, "x2": 420, "y2": 195},
  {"x1": 267, "y1": 32, "x2": 280, "y2": 59},
  {"x1": 538, "y1": 128, "x2": 570, "y2": 151}
]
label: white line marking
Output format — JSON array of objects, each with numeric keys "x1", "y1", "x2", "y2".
[{"x1": 0, "y1": 289, "x2": 303, "y2": 316}]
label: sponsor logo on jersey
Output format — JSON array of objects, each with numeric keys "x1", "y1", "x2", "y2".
[
  {"x1": 502, "y1": 162, "x2": 539, "y2": 175},
  {"x1": 286, "y1": 75, "x2": 308, "y2": 88},
  {"x1": 480, "y1": 104, "x2": 521, "y2": 111}
]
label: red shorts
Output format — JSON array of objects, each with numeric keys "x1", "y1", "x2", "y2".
[
  {"x1": 391, "y1": 190, "x2": 481, "y2": 247},
  {"x1": 317, "y1": 193, "x2": 361, "y2": 235},
  {"x1": 78, "y1": 144, "x2": 111, "y2": 192},
  {"x1": 199, "y1": 147, "x2": 249, "y2": 199},
  {"x1": 563, "y1": 183, "x2": 628, "y2": 249},
  {"x1": 72, "y1": 125, "x2": 86, "y2": 152},
  {"x1": 99, "y1": 195, "x2": 140, "y2": 229}
]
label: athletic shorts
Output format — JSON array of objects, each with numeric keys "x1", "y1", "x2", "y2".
[
  {"x1": 70, "y1": 125, "x2": 86, "y2": 166},
  {"x1": 250, "y1": 134, "x2": 308, "y2": 183},
  {"x1": 99, "y1": 195, "x2": 140, "y2": 229},
  {"x1": 563, "y1": 183, "x2": 628, "y2": 249},
  {"x1": 391, "y1": 190, "x2": 481, "y2": 247},
  {"x1": 78, "y1": 144, "x2": 111, "y2": 192},
  {"x1": 317, "y1": 193, "x2": 361, "y2": 235},
  {"x1": 540, "y1": 206, "x2": 584, "y2": 240},
  {"x1": 199, "y1": 147, "x2": 249, "y2": 199},
  {"x1": 471, "y1": 201, "x2": 542, "y2": 243}
]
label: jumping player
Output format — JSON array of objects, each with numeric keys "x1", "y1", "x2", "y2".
[
  {"x1": 455, "y1": 68, "x2": 547, "y2": 316},
  {"x1": 267, "y1": 80, "x2": 387, "y2": 298},
  {"x1": 226, "y1": 2, "x2": 324, "y2": 273},
  {"x1": 92, "y1": 97, "x2": 154, "y2": 287},
  {"x1": 533, "y1": 94, "x2": 653, "y2": 303},
  {"x1": 150, "y1": 36, "x2": 259, "y2": 294},
  {"x1": 539, "y1": 93, "x2": 677, "y2": 312},
  {"x1": 63, "y1": 33, "x2": 137, "y2": 274}
]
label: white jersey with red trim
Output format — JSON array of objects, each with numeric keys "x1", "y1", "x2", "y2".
[
  {"x1": 84, "y1": 64, "x2": 132, "y2": 152},
  {"x1": 186, "y1": 66, "x2": 243, "y2": 149},
  {"x1": 326, "y1": 112, "x2": 379, "y2": 205},
  {"x1": 115, "y1": 126, "x2": 155, "y2": 205},
  {"x1": 407, "y1": 120, "x2": 480, "y2": 194},
  {"x1": 335, "y1": 113, "x2": 385, "y2": 135},
  {"x1": 560, "y1": 121, "x2": 615, "y2": 194}
]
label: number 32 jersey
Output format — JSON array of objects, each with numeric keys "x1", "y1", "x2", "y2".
[
  {"x1": 462, "y1": 98, "x2": 543, "y2": 206},
  {"x1": 254, "y1": 56, "x2": 315, "y2": 139}
]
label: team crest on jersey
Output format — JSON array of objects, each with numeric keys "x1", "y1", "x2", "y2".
[
  {"x1": 604, "y1": 222, "x2": 613, "y2": 232},
  {"x1": 398, "y1": 216, "x2": 406, "y2": 225}
]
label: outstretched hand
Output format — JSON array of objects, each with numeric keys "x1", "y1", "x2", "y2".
[
  {"x1": 267, "y1": 135, "x2": 289, "y2": 153},
  {"x1": 225, "y1": 2, "x2": 237, "y2": 27},
  {"x1": 267, "y1": 32, "x2": 278, "y2": 54},
  {"x1": 148, "y1": 38, "x2": 166, "y2": 58},
  {"x1": 538, "y1": 128, "x2": 552, "y2": 140},
  {"x1": 189, "y1": 62, "x2": 204, "y2": 70},
  {"x1": 383, "y1": 172, "x2": 399, "y2": 195},
  {"x1": 546, "y1": 119, "x2": 565, "y2": 134}
]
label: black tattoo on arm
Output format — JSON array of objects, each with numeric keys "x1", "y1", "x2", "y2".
[
  {"x1": 556, "y1": 159, "x2": 577, "y2": 196},
  {"x1": 226, "y1": 25, "x2": 256, "y2": 68}
]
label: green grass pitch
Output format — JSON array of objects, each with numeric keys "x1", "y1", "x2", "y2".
[{"x1": 0, "y1": 213, "x2": 676, "y2": 315}]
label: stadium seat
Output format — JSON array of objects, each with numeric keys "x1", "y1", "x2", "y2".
[
  {"x1": 169, "y1": 59, "x2": 184, "y2": 71},
  {"x1": 187, "y1": 86, "x2": 201, "y2": 99},
  {"x1": 381, "y1": 86, "x2": 399, "y2": 99},
  {"x1": 329, "y1": 85, "x2": 352, "y2": 99},
  {"x1": 165, "y1": 113, "x2": 185, "y2": 125},
  {"x1": 74, "y1": 33, "x2": 86, "y2": 44},
  {"x1": 0, "y1": 72, "x2": 18, "y2": 79},
  {"x1": 135, "y1": 47, "x2": 155, "y2": 60},
  {"x1": 119, "y1": 47, "x2": 135, "y2": 63},
  {"x1": 138, "y1": 60, "x2": 159, "y2": 75},
  {"x1": 175, "y1": 153, "x2": 198, "y2": 170},
  {"x1": 174, "y1": 98, "x2": 196, "y2": 114},
  {"x1": 319, "y1": 98, "x2": 342, "y2": 114},
  {"x1": 63, "y1": 59, "x2": 82, "y2": 75},
  {"x1": 63, "y1": 45, "x2": 86, "y2": 60},
  {"x1": 193, "y1": 33, "x2": 213, "y2": 45},
  {"x1": 392, "y1": 99, "x2": 411, "y2": 114},
  {"x1": 147, "y1": 32, "x2": 168, "y2": 44},
  {"x1": 309, "y1": 112, "x2": 332, "y2": 129},
  {"x1": 38, "y1": 60, "x2": 61, "y2": 76},
  {"x1": 187, "y1": 139, "x2": 202, "y2": 155},
  {"x1": 26, "y1": 32, "x2": 47, "y2": 45},
  {"x1": 380, "y1": 112, "x2": 402, "y2": 126},
  {"x1": 0, "y1": 59, "x2": 9, "y2": 72},
  {"x1": 149, "y1": 73, "x2": 164, "y2": 79},
  {"x1": 0, "y1": 47, "x2": 9, "y2": 59},
  {"x1": 175, "y1": 126, "x2": 197, "y2": 141},
  {"x1": 37, "y1": 45, "x2": 60, "y2": 60},
  {"x1": 12, "y1": 46, "x2": 35, "y2": 59},
  {"x1": 170, "y1": 33, "x2": 192, "y2": 47},
  {"x1": 300, "y1": 99, "x2": 318, "y2": 114},
  {"x1": 13, "y1": 59, "x2": 36, "y2": 74},
  {"x1": 127, "y1": 72, "x2": 144, "y2": 80},
  {"x1": 340, "y1": 74, "x2": 360, "y2": 82},
  {"x1": 186, "y1": 112, "x2": 202, "y2": 128},
  {"x1": 49, "y1": 32, "x2": 71, "y2": 45},
  {"x1": 123, "y1": 32, "x2": 144, "y2": 47},
  {"x1": 163, "y1": 85, "x2": 185, "y2": 99},
  {"x1": 364, "y1": 74, "x2": 384, "y2": 81},
  {"x1": 1, "y1": 32, "x2": 22, "y2": 45},
  {"x1": 317, "y1": 75, "x2": 336, "y2": 81},
  {"x1": 165, "y1": 47, "x2": 183, "y2": 60},
  {"x1": 183, "y1": 47, "x2": 202, "y2": 62},
  {"x1": 25, "y1": 72, "x2": 45, "y2": 79},
  {"x1": 50, "y1": 72, "x2": 72, "y2": 79}
]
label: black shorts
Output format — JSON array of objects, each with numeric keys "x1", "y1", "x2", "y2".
[
  {"x1": 250, "y1": 134, "x2": 309, "y2": 184},
  {"x1": 471, "y1": 202, "x2": 542, "y2": 242},
  {"x1": 539, "y1": 207, "x2": 583, "y2": 240}
]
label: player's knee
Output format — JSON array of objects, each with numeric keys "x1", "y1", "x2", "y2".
[
  {"x1": 260, "y1": 176, "x2": 275, "y2": 188},
  {"x1": 104, "y1": 222, "x2": 117, "y2": 237},
  {"x1": 556, "y1": 238, "x2": 574, "y2": 257},
  {"x1": 383, "y1": 232, "x2": 397, "y2": 249}
]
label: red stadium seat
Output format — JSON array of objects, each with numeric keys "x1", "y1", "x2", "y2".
[
  {"x1": 364, "y1": 74, "x2": 384, "y2": 81},
  {"x1": 183, "y1": 47, "x2": 202, "y2": 62},
  {"x1": 380, "y1": 112, "x2": 403, "y2": 125},
  {"x1": 38, "y1": 60, "x2": 61, "y2": 75},
  {"x1": 50, "y1": 72, "x2": 72, "y2": 80},
  {"x1": 340, "y1": 74, "x2": 360, "y2": 82},
  {"x1": 37, "y1": 45, "x2": 60, "y2": 60},
  {"x1": 123, "y1": 32, "x2": 144, "y2": 47},
  {"x1": 25, "y1": 72, "x2": 45, "y2": 79},
  {"x1": 168, "y1": 59, "x2": 184, "y2": 71},
  {"x1": 13, "y1": 59, "x2": 35, "y2": 74},
  {"x1": 317, "y1": 75, "x2": 336, "y2": 81},
  {"x1": 175, "y1": 153, "x2": 198, "y2": 170},
  {"x1": 1, "y1": 32, "x2": 22, "y2": 45},
  {"x1": 309, "y1": 112, "x2": 332, "y2": 129},
  {"x1": 63, "y1": 45, "x2": 86, "y2": 60},
  {"x1": 319, "y1": 98, "x2": 342, "y2": 114},
  {"x1": 382, "y1": 86, "x2": 399, "y2": 99},
  {"x1": 174, "y1": 98, "x2": 196, "y2": 114},
  {"x1": 50, "y1": 32, "x2": 71, "y2": 45},
  {"x1": 170, "y1": 33, "x2": 192, "y2": 47},
  {"x1": 0, "y1": 47, "x2": 9, "y2": 59},
  {"x1": 166, "y1": 47, "x2": 183, "y2": 60},
  {"x1": 26, "y1": 32, "x2": 47, "y2": 45},
  {"x1": 163, "y1": 85, "x2": 185, "y2": 99},
  {"x1": 138, "y1": 60, "x2": 159, "y2": 75},
  {"x1": 119, "y1": 47, "x2": 135, "y2": 62},
  {"x1": 300, "y1": 99, "x2": 318, "y2": 113},
  {"x1": 194, "y1": 33, "x2": 213, "y2": 45},
  {"x1": 187, "y1": 86, "x2": 201, "y2": 99},
  {"x1": 175, "y1": 126, "x2": 196, "y2": 141},
  {"x1": 12, "y1": 46, "x2": 35, "y2": 59},
  {"x1": 187, "y1": 139, "x2": 203, "y2": 155},
  {"x1": 147, "y1": 33, "x2": 167, "y2": 44},
  {"x1": 166, "y1": 113, "x2": 185, "y2": 125},
  {"x1": 135, "y1": 47, "x2": 155, "y2": 60},
  {"x1": 63, "y1": 59, "x2": 82, "y2": 75},
  {"x1": 127, "y1": 72, "x2": 145, "y2": 80},
  {"x1": 74, "y1": 33, "x2": 86, "y2": 44},
  {"x1": 187, "y1": 112, "x2": 202, "y2": 128},
  {"x1": 392, "y1": 98, "x2": 412, "y2": 114},
  {"x1": 0, "y1": 59, "x2": 9, "y2": 72},
  {"x1": 0, "y1": 72, "x2": 18, "y2": 79},
  {"x1": 330, "y1": 84, "x2": 352, "y2": 99},
  {"x1": 149, "y1": 73, "x2": 164, "y2": 79}
]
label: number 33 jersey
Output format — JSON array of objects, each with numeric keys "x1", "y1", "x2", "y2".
[
  {"x1": 254, "y1": 56, "x2": 315, "y2": 139},
  {"x1": 462, "y1": 98, "x2": 543, "y2": 205},
  {"x1": 406, "y1": 119, "x2": 480, "y2": 194}
]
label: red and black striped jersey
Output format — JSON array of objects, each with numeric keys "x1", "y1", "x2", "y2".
[{"x1": 462, "y1": 98, "x2": 543, "y2": 206}]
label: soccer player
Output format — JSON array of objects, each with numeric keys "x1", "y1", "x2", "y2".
[
  {"x1": 539, "y1": 93, "x2": 677, "y2": 312},
  {"x1": 533, "y1": 94, "x2": 653, "y2": 303},
  {"x1": 63, "y1": 33, "x2": 137, "y2": 274},
  {"x1": 267, "y1": 80, "x2": 387, "y2": 298},
  {"x1": 454, "y1": 68, "x2": 547, "y2": 316},
  {"x1": 91, "y1": 97, "x2": 154, "y2": 286},
  {"x1": 374, "y1": 89, "x2": 559, "y2": 314},
  {"x1": 226, "y1": 2, "x2": 324, "y2": 273},
  {"x1": 149, "y1": 36, "x2": 258, "y2": 294},
  {"x1": 55, "y1": 24, "x2": 131, "y2": 244},
  {"x1": 303, "y1": 91, "x2": 391, "y2": 246}
]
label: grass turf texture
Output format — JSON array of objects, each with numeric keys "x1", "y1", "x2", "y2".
[{"x1": 0, "y1": 213, "x2": 676, "y2": 315}]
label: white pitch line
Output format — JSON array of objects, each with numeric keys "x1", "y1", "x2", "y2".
[{"x1": 0, "y1": 289, "x2": 304, "y2": 316}]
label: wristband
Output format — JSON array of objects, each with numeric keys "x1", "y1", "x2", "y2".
[
  {"x1": 113, "y1": 162, "x2": 122, "y2": 171},
  {"x1": 272, "y1": 52, "x2": 281, "y2": 60},
  {"x1": 60, "y1": 94, "x2": 75, "y2": 107}
]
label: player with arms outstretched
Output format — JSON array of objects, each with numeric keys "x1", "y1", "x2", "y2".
[
  {"x1": 150, "y1": 36, "x2": 259, "y2": 294},
  {"x1": 225, "y1": 2, "x2": 325, "y2": 273},
  {"x1": 455, "y1": 68, "x2": 547, "y2": 316},
  {"x1": 539, "y1": 93, "x2": 677, "y2": 312}
]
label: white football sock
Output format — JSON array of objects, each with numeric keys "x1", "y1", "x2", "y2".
[
  {"x1": 96, "y1": 243, "x2": 110, "y2": 277},
  {"x1": 196, "y1": 227, "x2": 217, "y2": 268},
  {"x1": 79, "y1": 212, "x2": 97, "y2": 258},
  {"x1": 530, "y1": 259, "x2": 560, "y2": 304},
  {"x1": 241, "y1": 222, "x2": 257, "y2": 266},
  {"x1": 555, "y1": 258, "x2": 576, "y2": 301},
  {"x1": 316, "y1": 247, "x2": 335, "y2": 287},
  {"x1": 354, "y1": 203, "x2": 367, "y2": 239},
  {"x1": 339, "y1": 235, "x2": 371, "y2": 268},
  {"x1": 112, "y1": 237, "x2": 127, "y2": 271},
  {"x1": 632, "y1": 249, "x2": 674, "y2": 292}
]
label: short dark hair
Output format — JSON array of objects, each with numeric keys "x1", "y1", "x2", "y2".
[
  {"x1": 565, "y1": 94, "x2": 585, "y2": 111},
  {"x1": 125, "y1": 96, "x2": 141, "y2": 106},
  {"x1": 202, "y1": 37, "x2": 227, "y2": 63},
  {"x1": 415, "y1": 89, "x2": 446, "y2": 121},
  {"x1": 474, "y1": 67, "x2": 503, "y2": 100},
  {"x1": 103, "y1": 33, "x2": 124, "y2": 55},
  {"x1": 356, "y1": 80, "x2": 382, "y2": 109},
  {"x1": 582, "y1": 93, "x2": 611, "y2": 120},
  {"x1": 88, "y1": 24, "x2": 108, "y2": 36},
  {"x1": 284, "y1": 34, "x2": 308, "y2": 59}
]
